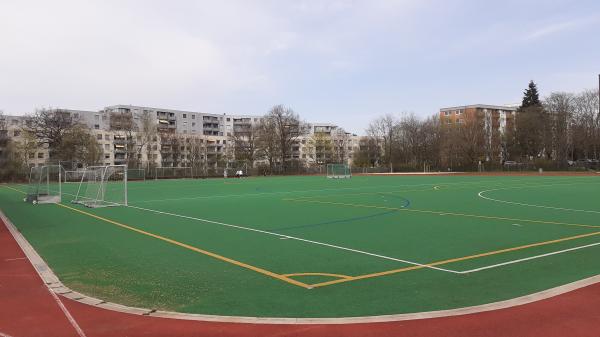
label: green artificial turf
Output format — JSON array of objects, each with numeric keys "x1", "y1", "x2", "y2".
[{"x1": 1, "y1": 174, "x2": 599, "y2": 317}]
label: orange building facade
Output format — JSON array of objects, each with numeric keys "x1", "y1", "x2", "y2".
[{"x1": 439, "y1": 104, "x2": 518, "y2": 163}]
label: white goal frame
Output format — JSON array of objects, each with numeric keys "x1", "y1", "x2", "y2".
[
  {"x1": 326, "y1": 163, "x2": 351, "y2": 179},
  {"x1": 24, "y1": 165, "x2": 63, "y2": 204},
  {"x1": 72, "y1": 165, "x2": 128, "y2": 208}
]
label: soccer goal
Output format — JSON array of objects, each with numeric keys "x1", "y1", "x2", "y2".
[
  {"x1": 72, "y1": 165, "x2": 127, "y2": 208},
  {"x1": 24, "y1": 165, "x2": 62, "y2": 204},
  {"x1": 326, "y1": 163, "x2": 351, "y2": 179},
  {"x1": 153, "y1": 166, "x2": 193, "y2": 180}
]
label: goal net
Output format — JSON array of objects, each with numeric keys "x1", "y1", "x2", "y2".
[
  {"x1": 327, "y1": 163, "x2": 351, "y2": 179},
  {"x1": 72, "y1": 165, "x2": 127, "y2": 208},
  {"x1": 64, "y1": 170, "x2": 86, "y2": 183},
  {"x1": 127, "y1": 168, "x2": 146, "y2": 181},
  {"x1": 224, "y1": 161, "x2": 249, "y2": 178},
  {"x1": 24, "y1": 165, "x2": 62, "y2": 204},
  {"x1": 153, "y1": 167, "x2": 193, "y2": 180}
]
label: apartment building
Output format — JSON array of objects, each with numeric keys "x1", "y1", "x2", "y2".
[
  {"x1": 2, "y1": 105, "x2": 361, "y2": 169},
  {"x1": 439, "y1": 104, "x2": 517, "y2": 134},
  {"x1": 439, "y1": 104, "x2": 518, "y2": 162}
]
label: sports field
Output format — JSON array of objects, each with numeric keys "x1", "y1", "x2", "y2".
[{"x1": 1, "y1": 174, "x2": 599, "y2": 318}]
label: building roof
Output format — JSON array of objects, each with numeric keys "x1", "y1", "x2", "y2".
[{"x1": 440, "y1": 104, "x2": 518, "y2": 112}]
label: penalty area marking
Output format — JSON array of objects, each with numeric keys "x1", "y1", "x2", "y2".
[
  {"x1": 125, "y1": 204, "x2": 461, "y2": 275},
  {"x1": 478, "y1": 187, "x2": 600, "y2": 214}
]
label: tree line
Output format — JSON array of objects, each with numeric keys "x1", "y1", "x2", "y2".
[
  {"x1": 360, "y1": 81, "x2": 600, "y2": 172},
  {"x1": 1, "y1": 81, "x2": 598, "y2": 181}
]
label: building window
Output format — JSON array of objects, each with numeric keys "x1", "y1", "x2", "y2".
[
  {"x1": 37, "y1": 152, "x2": 44, "y2": 159},
  {"x1": 183, "y1": 114, "x2": 187, "y2": 118},
  {"x1": 104, "y1": 144, "x2": 110, "y2": 150},
  {"x1": 94, "y1": 124, "x2": 100, "y2": 129},
  {"x1": 192, "y1": 114, "x2": 195, "y2": 119},
  {"x1": 97, "y1": 134, "x2": 103, "y2": 140},
  {"x1": 29, "y1": 153, "x2": 35, "y2": 159},
  {"x1": 226, "y1": 118, "x2": 230, "y2": 122},
  {"x1": 105, "y1": 135, "x2": 110, "y2": 140},
  {"x1": 95, "y1": 115, "x2": 100, "y2": 121},
  {"x1": 104, "y1": 154, "x2": 110, "y2": 159}
]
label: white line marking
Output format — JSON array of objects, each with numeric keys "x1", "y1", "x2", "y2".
[
  {"x1": 478, "y1": 183, "x2": 600, "y2": 214},
  {"x1": 458, "y1": 242, "x2": 600, "y2": 274},
  {"x1": 511, "y1": 224, "x2": 522, "y2": 227},
  {"x1": 0, "y1": 332, "x2": 15, "y2": 337},
  {"x1": 126, "y1": 204, "x2": 461, "y2": 274},
  {"x1": 4, "y1": 257, "x2": 27, "y2": 261},
  {"x1": 129, "y1": 179, "x2": 533, "y2": 204}
]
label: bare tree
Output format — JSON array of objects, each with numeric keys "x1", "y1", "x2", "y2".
[
  {"x1": 367, "y1": 114, "x2": 398, "y2": 172},
  {"x1": 55, "y1": 125, "x2": 102, "y2": 166},
  {"x1": 544, "y1": 92, "x2": 574, "y2": 167},
  {"x1": 16, "y1": 129, "x2": 39, "y2": 167},
  {"x1": 572, "y1": 89, "x2": 600, "y2": 159},
  {"x1": 30, "y1": 108, "x2": 76, "y2": 159},
  {"x1": 187, "y1": 137, "x2": 206, "y2": 177},
  {"x1": 0, "y1": 113, "x2": 24, "y2": 180},
  {"x1": 352, "y1": 136, "x2": 381, "y2": 168},
  {"x1": 231, "y1": 124, "x2": 258, "y2": 167},
  {"x1": 255, "y1": 117, "x2": 279, "y2": 173},
  {"x1": 256, "y1": 105, "x2": 307, "y2": 173},
  {"x1": 109, "y1": 109, "x2": 139, "y2": 168}
]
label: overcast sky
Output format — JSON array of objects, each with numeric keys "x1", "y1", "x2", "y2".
[{"x1": 1, "y1": 0, "x2": 599, "y2": 134}]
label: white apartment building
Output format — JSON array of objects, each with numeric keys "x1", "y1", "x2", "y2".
[{"x1": 2, "y1": 105, "x2": 362, "y2": 169}]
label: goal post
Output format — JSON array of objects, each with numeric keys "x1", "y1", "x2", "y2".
[
  {"x1": 24, "y1": 165, "x2": 62, "y2": 204},
  {"x1": 72, "y1": 165, "x2": 128, "y2": 208},
  {"x1": 326, "y1": 163, "x2": 351, "y2": 179}
]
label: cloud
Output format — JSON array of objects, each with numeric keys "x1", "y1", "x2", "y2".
[{"x1": 523, "y1": 16, "x2": 600, "y2": 41}]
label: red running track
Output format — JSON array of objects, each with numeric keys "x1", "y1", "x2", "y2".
[{"x1": 1, "y1": 218, "x2": 599, "y2": 337}]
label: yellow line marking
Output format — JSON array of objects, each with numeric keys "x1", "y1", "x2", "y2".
[
  {"x1": 55, "y1": 203, "x2": 311, "y2": 289},
  {"x1": 283, "y1": 272, "x2": 353, "y2": 280},
  {"x1": 6, "y1": 183, "x2": 599, "y2": 289},
  {"x1": 310, "y1": 230, "x2": 600, "y2": 288},
  {"x1": 283, "y1": 199, "x2": 600, "y2": 229}
]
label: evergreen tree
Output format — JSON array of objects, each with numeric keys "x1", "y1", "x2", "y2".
[{"x1": 521, "y1": 80, "x2": 541, "y2": 108}]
